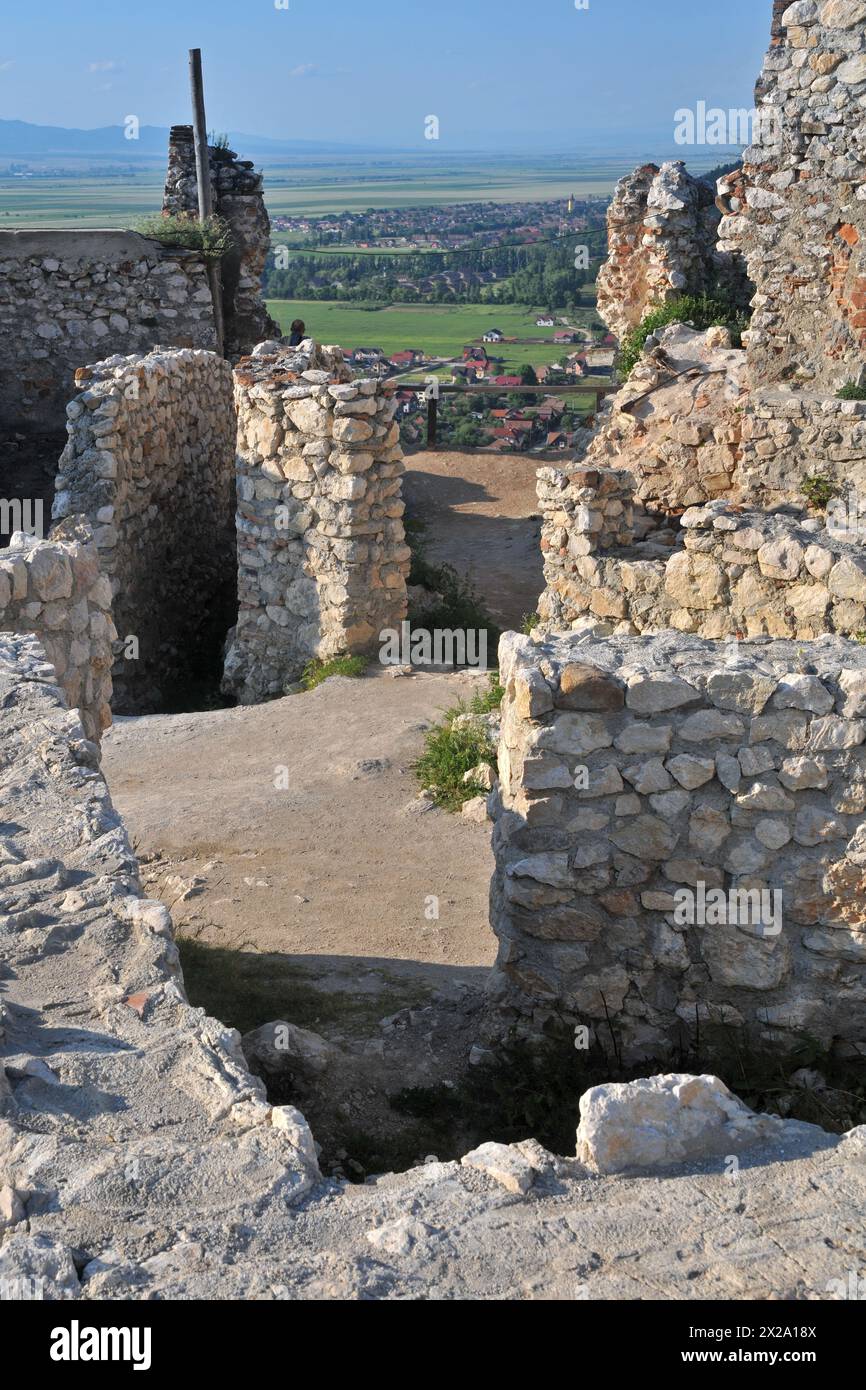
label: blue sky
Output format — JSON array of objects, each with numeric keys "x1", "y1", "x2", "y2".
[{"x1": 0, "y1": 0, "x2": 773, "y2": 150}]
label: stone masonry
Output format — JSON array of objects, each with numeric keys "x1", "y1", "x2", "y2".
[
  {"x1": 0, "y1": 521, "x2": 114, "y2": 742},
  {"x1": 223, "y1": 340, "x2": 410, "y2": 704},
  {"x1": 718, "y1": 0, "x2": 866, "y2": 391},
  {"x1": 539, "y1": 467, "x2": 866, "y2": 641},
  {"x1": 163, "y1": 125, "x2": 279, "y2": 357},
  {"x1": 596, "y1": 162, "x2": 750, "y2": 343},
  {"x1": 2, "y1": 629, "x2": 864, "y2": 1299},
  {"x1": 0, "y1": 231, "x2": 217, "y2": 434},
  {"x1": 493, "y1": 629, "x2": 866, "y2": 1061},
  {"x1": 52, "y1": 348, "x2": 237, "y2": 713}
]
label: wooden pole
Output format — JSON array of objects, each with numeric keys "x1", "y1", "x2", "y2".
[{"x1": 188, "y1": 47, "x2": 225, "y2": 356}]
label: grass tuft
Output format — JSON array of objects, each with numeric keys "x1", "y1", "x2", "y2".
[
  {"x1": 413, "y1": 672, "x2": 503, "y2": 810},
  {"x1": 300, "y1": 654, "x2": 367, "y2": 690},
  {"x1": 134, "y1": 211, "x2": 234, "y2": 262}
]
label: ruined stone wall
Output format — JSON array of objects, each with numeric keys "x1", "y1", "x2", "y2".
[
  {"x1": 569, "y1": 325, "x2": 749, "y2": 514},
  {"x1": 718, "y1": 0, "x2": 866, "y2": 390},
  {"x1": 52, "y1": 348, "x2": 237, "y2": 713},
  {"x1": 163, "y1": 125, "x2": 279, "y2": 357},
  {"x1": 223, "y1": 341, "x2": 410, "y2": 704},
  {"x1": 596, "y1": 162, "x2": 750, "y2": 342},
  {"x1": 539, "y1": 464, "x2": 866, "y2": 641},
  {"x1": 739, "y1": 388, "x2": 866, "y2": 503},
  {"x1": 0, "y1": 522, "x2": 114, "y2": 741},
  {"x1": 0, "y1": 231, "x2": 217, "y2": 434},
  {"x1": 493, "y1": 629, "x2": 866, "y2": 1061}
]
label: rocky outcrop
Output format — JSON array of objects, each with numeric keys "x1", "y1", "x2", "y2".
[
  {"x1": 492, "y1": 629, "x2": 866, "y2": 1061},
  {"x1": 163, "y1": 125, "x2": 280, "y2": 358},
  {"x1": 223, "y1": 340, "x2": 410, "y2": 704},
  {"x1": 53, "y1": 348, "x2": 237, "y2": 713},
  {"x1": 596, "y1": 162, "x2": 750, "y2": 343},
  {"x1": 719, "y1": 0, "x2": 866, "y2": 390}
]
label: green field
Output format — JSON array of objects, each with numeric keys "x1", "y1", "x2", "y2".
[
  {"x1": 267, "y1": 299, "x2": 604, "y2": 375},
  {"x1": 0, "y1": 146, "x2": 734, "y2": 229}
]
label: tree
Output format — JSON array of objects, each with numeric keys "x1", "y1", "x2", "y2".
[{"x1": 519, "y1": 364, "x2": 538, "y2": 386}]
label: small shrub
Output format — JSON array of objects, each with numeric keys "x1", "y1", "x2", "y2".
[
  {"x1": 802, "y1": 473, "x2": 839, "y2": 511},
  {"x1": 521, "y1": 611, "x2": 540, "y2": 635},
  {"x1": 300, "y1": 654, "x2": 367, "y2": 691},
  {"x1": 838, "y1": 382, "x2": 866, "y2": 402},
  {"x1": 134, "y1": 211, "x2": 234, "y2": 262},
  {"x1": 414, "y1": 673, "x2": 503, "y2": 810},
  {"x1": 618, "y1": 293, "x2": 750, "y2": 379}
]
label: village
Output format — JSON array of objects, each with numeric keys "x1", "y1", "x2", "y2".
[{"x1": 270, "y1": 194, "x2": 608, "y2": 253}]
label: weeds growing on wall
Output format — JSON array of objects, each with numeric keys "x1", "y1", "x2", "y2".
[
  {"x1": 135, "y1": 212, "x2": 235, "y2": 263},
  {"x1": 617, "y1": 292, "x2": 750, "y2": 379},
  {"x1": 838, "y1": 381, "x2": 866, "y2": 402},
  {"x1": 802, "y1": 473, "x2": 840, "y2": 511}
]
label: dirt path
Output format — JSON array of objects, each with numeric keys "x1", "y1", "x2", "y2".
[
  {"x1": 102, "y1": 668, "x2": 497, "y2": 1035},
  {"x1": 403, "y1": 449, "x2": 545, "y2": 630}
]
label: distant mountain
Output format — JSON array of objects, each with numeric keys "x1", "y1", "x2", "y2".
[{"x1": 0, "y1": 118, "x2": 397, "y2": 163}]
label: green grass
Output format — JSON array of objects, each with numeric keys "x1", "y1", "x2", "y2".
[
  {"x1": 268, "y1": 298, "x2": 602, "y2": 373},
  {"x1": 618, "y1": 294, "x2": 750, "y2": 379},
  {"x1": 414, "y1": 674, "x2": 504, "y2": 811},
  {"x1": 838, "y1": 382, "x2": 866, "y2": 402},
  {"x1": 300, "y1": 654, "x2": 367, "y2": 690},
  {"x1": 134, "y1": 211, "x2": 234, "y2": 260}
]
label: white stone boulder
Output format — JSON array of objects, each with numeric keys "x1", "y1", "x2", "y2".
[{"x1": 576, "y1": 1073, "x2": 787, "y2": 1174}]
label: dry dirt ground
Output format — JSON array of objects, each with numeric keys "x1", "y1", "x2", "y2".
[
  {"x1": 103, "y1": 671, "x2": 495, "y2": 996},
  {"x1": 100, "y1": 449, "x2": 550, "y2": 1170},
  {"x1": 102, "y1": 668, "x2": 505, "y2": 1172},
  {"x1": 403, "y1": 448, "x2": 545, "y2": 629}
]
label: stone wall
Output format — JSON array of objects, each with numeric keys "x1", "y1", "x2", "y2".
[
  {"x1": 493, "y1": 629, "x2": 866, "y2": 1061},
  {"x1": 568, "y1": 324, "x2": 749, "y2": 514},
  {"x1": 0, "y1": 521, "x2": 114, "y2": 741},
  {"x1": 539, "y1": 465, "x2": 866, "y2": 641},
  {"x1": 223, "y1": 341, "x2": 410, "y2": 704},
  {"x1": 0, "y1": 231, "x2": 217, "y2": 434},
  {"x1": 719, "y1": 0, "x2": 866, "y2": 390},
  {"x1": 596, "y1": 162, "x2": 750, "y2": 343},
  {"x1": 52, "y1": 348, "x2": 237, "y2": 713},
  {"x1": 163, "y1": 125, "x2": 279, "y2": 357},
  {"x1": 739, "y1": 387, "x2": 866, "y2": 504}
]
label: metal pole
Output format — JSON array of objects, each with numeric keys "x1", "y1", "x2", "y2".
[
  {"x1": 188, "y1": 48, "x2": 225, "y2": 356},
  {"x1": 427, "y1": 396, "x2": 438, "y2": 448}
]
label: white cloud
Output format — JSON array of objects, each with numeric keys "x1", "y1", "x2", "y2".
[
  {"x1": 88, "y1": 60, "x2": 120, "y2": 73},
  {"x1": 289, "y1": 63, "x2": 318, "y2": 79},
  {"x1": 0, "y1": 61, "x2": 14, "y2": 72}
]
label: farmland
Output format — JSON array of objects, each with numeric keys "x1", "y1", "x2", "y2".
[
  {"x1": 0, "y1": 146, "x2": 732, "y2": 228},
  {"x1": 0, "y1": 155, "x2": 631, "y2": 228},
  {"x1": 267, "y1": 299, "x2": 604, "y2": 376}
]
